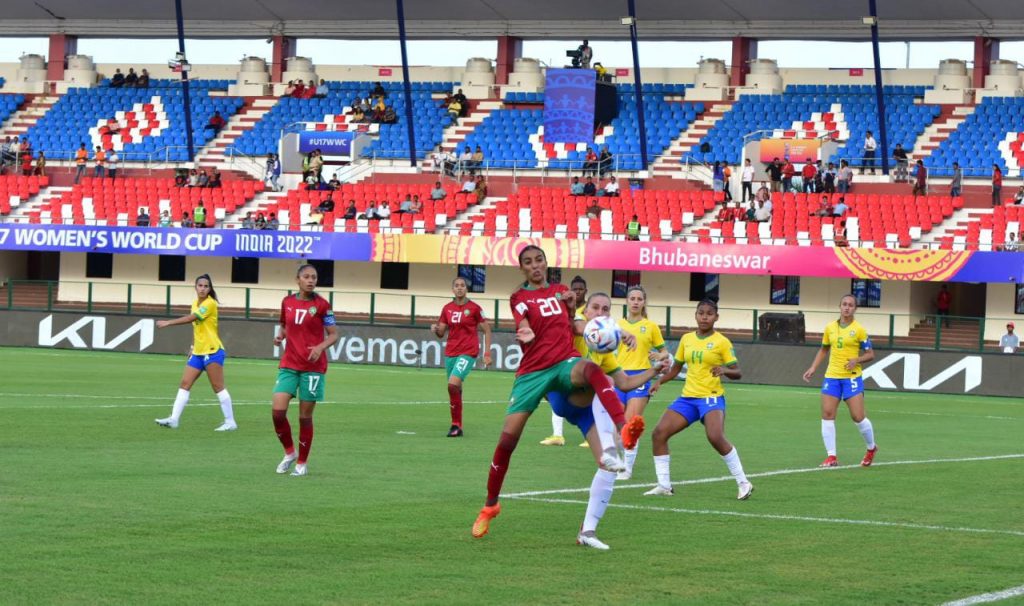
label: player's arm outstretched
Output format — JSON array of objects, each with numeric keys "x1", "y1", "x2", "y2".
[
  {"x1": 609, "y1": 361, "x2": 663, "y2": 393},
  {"x1": 802, "y1": 346, "x2": 829, "y2": 382},
  {"x1": 156, "y1": 313, "x2": 199, "y2": 329}
]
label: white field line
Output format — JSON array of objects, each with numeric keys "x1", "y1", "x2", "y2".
[
  {"x1": 511, "y1": 496, "x2": 1024, "y2": 539},
  {"x1": 940, "y1": 584, "x2": 1024, "y2": 606},
  {"x1": 0, "y1": 392, "x2": 504, "y2": 409},
  {"x1": 502, "y1": 453, "x2": 1024, "y2": 498}
]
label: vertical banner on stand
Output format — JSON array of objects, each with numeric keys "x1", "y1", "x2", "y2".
[{"x1": 543, "y1": 68, "x2": 596, "y2": 143}]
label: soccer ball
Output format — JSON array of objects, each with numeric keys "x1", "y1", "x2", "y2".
[{"x1": 584, "y1": 316, "x2": 621, "y2": 353}]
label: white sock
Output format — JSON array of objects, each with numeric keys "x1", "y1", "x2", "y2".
[
  {"x1": 591, "y1": 398, "x2": 617, "y2": 454},
  {"x1": 625, "y1": 446, "x2": 639, "y2": 473},
  {"x1": 551, "y1": 413, "x2": 564, "y2": 438},
  {"x1": 821, "y1": 419, "x2": 837, "y2": 456},
  {"x1": 581, "y1": 469, "x2": 616, "y2": 533},
  {"x1": 170, "y1": 388, "x2": 190, "y2": 421},
  {"x1": 721, "y1": 447, "x2": 748, "y2": 485},
  {"x1": 216, "y1": 389, "x2": 235, "y2": 424},
  {"x1": 653, "y1": 454, "x2": 671, "y2": 488},
  {"x1": 856, "y1": 418, "x2": 876, "y2": 450}
]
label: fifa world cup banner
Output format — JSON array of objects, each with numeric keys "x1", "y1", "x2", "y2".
[
  {"x1": 543, "y1": 69, "x2": 596, "y2": 144},
  {"x1": 759, "y1": 138, "x2": 821, "y2": 163},
  {"x1": 298, "y1": 131, "x2": 357, "y2": 155}
]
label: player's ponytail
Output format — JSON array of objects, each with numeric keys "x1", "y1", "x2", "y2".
[
  {"x1": 626, "y1": 285, "x2": 648, "y2": 318},
  {"x1": 196, "y1": 273, "x2": 218, "y2": 302}
]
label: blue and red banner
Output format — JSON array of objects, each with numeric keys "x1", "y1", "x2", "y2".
[{"x1": 543, "y1": 69, "x2": 596, "y2": 144}]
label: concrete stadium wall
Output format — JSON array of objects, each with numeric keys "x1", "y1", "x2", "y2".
[{"x1": 3, "y1": 308, "x2": 1017, "y2": 397}]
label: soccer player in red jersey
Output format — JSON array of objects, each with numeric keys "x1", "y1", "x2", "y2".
[
  {"x1": 271, "y1": 264, "x2": 339, "y2": 477},
  {"x1": 431, "y1": 276, "x2": 492, "y2": 437},
  {"x1": 472, "y1": 245, "x2": 645, "y2": 539}
]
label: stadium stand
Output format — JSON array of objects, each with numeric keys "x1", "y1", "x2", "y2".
[
  {"x1": 937, "y1": 204, "x2": 1024, "y2": 251},
  {"x1": 926, "y1": 97, "x2": 1024, "y2": 177},
  {"x1": 231, "y1": 81, "x2": 453, "y2": 159},
  {"x1": 689, "y1": 86, "x2": 938, "y2": 167},
  {"x1": 0, "y1": 92, "x2": 26, "y2": 127},
  {"x1": 23, "y1": 87, "x2": 244, "y2": 162},
  {"x1": 30, "y1": 176, "x2": 262, "y2": 226},
  {"x1": 0, "y1": 175, "x2": 48, "y2": 215}
]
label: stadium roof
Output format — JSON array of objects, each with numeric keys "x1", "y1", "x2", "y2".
[{"x1": 2, "y1": 0, "x2": 1024, "y2": 41}]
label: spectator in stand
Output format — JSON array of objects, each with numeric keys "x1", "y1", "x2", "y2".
[
  {"x1": 20, "y1": 149, "x2": 32, "y2": 176},
  {"x1": 124, "y1": 68, "x2": 138, "y2": 87},
  {"x1": 767, "y1": 157, "x2": 783, "y2": 193},
  {"x1": 936, "y1": 284, "x2": 952, "y2": 328},
  {"x1": 110, "y1": 69, "x2": 125, "y2": 88},
  {"x1": 474, "y1": 176, "x2": 488, "y2": 204},
  {"x1": 912, "y1": 160, "x2": 927, "y2": 197},
  {"x1": 93, "y1": 146, "x2": 106, "y2": 178},
  {"x1": 992, "y1": 164, "x2": 1003, "y2": 206},
  {"x1": 310, "y1": 150, "x2": 324, "y2": 182},
  {"x1": 267, "y1": 213, "x2": 279, "y2": 230},
  {"x1": 834, "y1": 219, "x2": 849, "y2": 247},
  {"x1": 1, "y1": 137, "x2": 12, "y2": 171},
  {"x1": 381, "y1": 105, "x2": 397, "y2": 125},
  {"x1": 207, "y1": 169, "x2": 222, "y2": 189},
  {"x1": 410, "y1": 195, "x2": 423, "y2": 214},
  {"x1": 343, "y1": 201, "x2": 358, "y2": 220},
  {"x1": 431, "y1": 181, "x2": 447, "y2": 200},
  {"x1": 755, "y1": 182, "x2": 770, "y2": 204},
  {"x1": 196, "y1": 169, "x2": 210, "y2": 188},
  {"x1": 754, "y1": 199, "x2": 772, "y2": 223},
  {"x1": 205, "y1": 111, "x2": 226, "y2": 135},
  {"x1": 283, "y1": 81, "x2": 296, "y2": 97},
  {"x1": 398, "y1": 195, "x2": 414, "y2": 214},
  {"x1": 447, "y1": 97, "x2": 462, "y2": 123},
  {"x1": 832, "y1": 197, "x2": 849, "y2": 217},
  {"x1": 292, "y1": 80, "x2": 306, "y2": 99},
  {"x1": 242, "y1": 212, "x2": 255, "y2": 230},
  {"x1": 892, "y1": 143, "x2": 909, "y2": 183},
  {"x1": 470, "y1": 146, "x2": 485, "y2": 173},
  {"x1": 371, "y1": 82, "x2": 387, "y2": 100},
  {"x1": 317, "y1": 196, "x2": 335, "y2": 214},
  {"x1": 598, "y1": 147, "x2": 613, "y2": 177},
  {"x1": 158, "y1": 210, "x2": 172, "y2": 227},
  {"x1": 304, "y1": 172, "x2": 319, "y2": 191},
  {"x1": 724, "y1": 163, "x2": 734, "y2": 201},
  {"x1": 461, "y1": 175, "x2": 477, "y2": 194},
  {"x1": 328, "y1": 176, "x2": 341, "y2": 190},
  {"x1": 837, "y1": 160, "x2": 853, "y2": 194},
  {"x1": 717, "y1": 203, "x2": 734, "y2": 222},
  {"x1": 1001, "y1": 232, "x2": 1019, "y2": 252},
  {"x1": 136, "y1": 69, "x2": 150, "y2": 88},
  {"x1": 136, "y1": 207, "x2": 151, "y2": 227},
  {"x1": 371, "y1": 97, "x2": 387, "y2": 122},
  {"x1": 781, "y1": 158, "x2": 796, "y2": 193},
  {"x1": 107, "y1": 150, "x2": 119, "y2": 180},
  {"x1": 812, "y1": 195, "x2": 833, "y2": 217},
  {"x1": 187, "y1": 169, "x2": 200, "y2": 187},
  {"x1": 813, "y1": 160, "x2": 825, "y2": 193},
  {"x1": 601, "y1": 176, "x2": 620, "y2": 197},
  {"x1": 307, "y1": 207, "x2": 324, "y2": 227},
  {"x1": 745, "y1": 201, "x2": 757, "y2": 221},
  {"x1": 822, "y1": 162, "x2": 837, "y2": 194},
  {"x1": 586, "y1": 200, "x2": 604, "y2": 219},
  {"x1": 999, "y1": 322, "x2": 1019, "y2": 354},
  {"x1": 33, "y1": 151, "x2": 45, "y2": 177},
  {"x1": 361, "y1": 201, "x2": 378, "y2": 220},
  {"x1": 626, "y1": 215, "x2": 641, "y2": 240},
  {"x1": 452, "y1": 88, "x2": 468, "y2": 116},
  {"x1": 377, "y1": 202, "x2": 392, "y2": 220},
  {"x1": 180, "y1": 211, "x2": 193, "y2": 228},
  {"x1": 862, "y1": 130, "x2": 877, "y2": 174},
  {"x1": 1013, "y1": 185, "x2": 1024, "y2": 205},
  {"x1": 458, "y1": 146, "x2": 473, "y2": 174},
  {"x1": 255, "y1": 212, "x2": 267, "y2": 230},
  {"x1": 801, "y1": 158, "x2": 817, "y2": 193},
  {"x1": 741, "y1": 158, "x2": 755, "y2": 202},
  {"x1": 265, "y1": 153, "x2": 281, "y2": 192},
  {"x1": 570, "y1": 176, "x2": 584, "y2": 196},
  {"x1": 314, "y1": 79, "x2": 329, "y2": 99},
  {"x1": 583, "y1": 147, "x2": 599, "y2": 177},
  {"x1": 74, "y1": 143, "x2": 88, "y2": 184},
  {"x1": 712, "y1": 161, "x2": 725, "y2": 194},
  {"x1": 350, "y1": 103, "x2": 367, "y2": 124},
  {"x1": 193, "y1": 202, "x2": 207, "y2": 228},
  {"x1": 582, "y1": 176, "x2": 597, "y2": 197}
]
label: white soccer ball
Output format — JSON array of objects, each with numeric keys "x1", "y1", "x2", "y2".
[{"x1": 584, "y1": 316, "x2": 621, "y2": 354}]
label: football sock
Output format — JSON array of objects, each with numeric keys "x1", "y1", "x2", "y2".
[
  {"x1": 448, "y1": 383, "x2": 463, "y2": 427},
  {"x1": 216, "y1": 389, "x2": 234, "y2": 424},
  {"x1": 297, "y1": 417, "x2": 314, "y2": 464},
  {"x1": 722, "y1": 447, "x2": 748, "y2": 485},
  {"x1": 582, "y1": 362, "x2": 626, "y2": 426},
  {"x1": 551, "y1": 413, "x2": 564, "y2": 438},
  {"x1": 625, "y1": 445, "x2": 639, "y2": 473},
  {"x1": 653, "y1": 454, "x2": 672, "y2": 488},
  {"x1": 856, "y1": 418, "x2": 876, "y2": 449},
  {"x1": 170, "y1": 388, "x2": 190, "y2": 422},
  {"x1": 272, "y1": 409, "x2": 294, "y2": 455},
  {"x1": 582, "y1": 469, "x2": 616, "y2": 533},
  {"x1": 821, "y1": 419, "x2": 837, "y2": 456},
  {"x1": 591, "y1": 398, "x2": 617, "y2": 453},
  {"x1": 486, "y1": 431, "x2": 520, "y2": 506}
]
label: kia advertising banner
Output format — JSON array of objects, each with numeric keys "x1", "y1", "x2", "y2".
[{"x1": 3, "y1": 310, "x2": 1019, "y2": 397}]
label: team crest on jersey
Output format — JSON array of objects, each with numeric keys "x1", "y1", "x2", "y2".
[
  {"x1": 309, "y1": 306, "x2": 317, "y2": 315},
  {"x1": 640, "y1": 326, "x2": 647, "y2": 333},
  {"x1": 706, "y1": 342, "x2": 714, "y2": 350},
  {"x1": 199, "y1": 306, "x2": 207, "y2": 314},
  {"x1": 849, "y1": 330, "x2": 856, "y2": 337}
]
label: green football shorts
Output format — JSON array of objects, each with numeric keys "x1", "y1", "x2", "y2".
[
  {"x1": 274, "y1": 368, "x2": 326, "y2": 402},
  {"x1": 507, "y1": 357, "x2": 580, "y2": 415},
  {"x1": 445, "y1": 355, "x2": 477, "y2": 381}
]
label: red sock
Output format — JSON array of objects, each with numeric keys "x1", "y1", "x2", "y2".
[
  {"x1": 297, "y1": 417, "x2": 314, "y2": 464},
  {"x1": 448, "y1": 383, "x2": 463, "y2": 427},
  {"x1": 272, "y1": 409, "x2": 294, "y2": 454},
  {"x1": 486, "y1": 431, "x2": 520, "y2": 506},
  {"x1": 582, "y1": 361, "x2": 626, "y2": 425}
]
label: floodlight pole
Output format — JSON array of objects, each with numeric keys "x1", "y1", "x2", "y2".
[
  {"x1": 868, "y1": 0, "x2": 889, "y2": 175},
  {"x1": 396, "y1": 0, "x2": 418, "y2": 168},
  {"x1": 174, "y1": 0, "x2": 196, "y2": 164},
  {"x1": 627, "y1": 0, "x2": 649, "y2": 171}
]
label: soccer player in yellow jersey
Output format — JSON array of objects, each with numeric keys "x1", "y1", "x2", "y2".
[
  {"x1": 545, "y1": 292, "x2": 664, "y2": 549},
  {"x1": 541, "y1": 275, "x2": 590, "y2": 446},
  {"x1": 614, "y1": 285, "x2": 667, "y2": 479},
  {"x1": 646, "y1": 299, "x2": 754, "y2": 500},
  {"x1": 154, "y1": 274, "x2": 236, "y2": 431},
  {"x1": 803, "y1": 294, "x2": 877, "y2": 467}
]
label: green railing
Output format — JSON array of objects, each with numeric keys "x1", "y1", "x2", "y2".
[{"x1": 1, "y1": 279, "x2": 1014, "y2": 354}]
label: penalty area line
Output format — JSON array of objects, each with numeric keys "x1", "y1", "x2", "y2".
[
  {"x1": 511, "y1": 496, "x2": 1024, "y2": 539},
  {"x1": 940, "y1": 584, "x2": 1024, "y2": 606},
  {"x1": 502, "y1": 453, "x2": 1024, "y2": 498}
]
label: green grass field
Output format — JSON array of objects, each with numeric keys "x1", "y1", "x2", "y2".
[{"x1": 2, "y1": 346, "x2": 1022, "y2": 605}]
